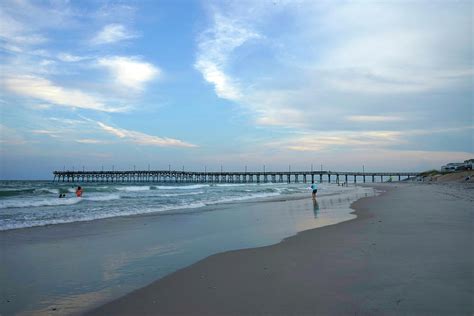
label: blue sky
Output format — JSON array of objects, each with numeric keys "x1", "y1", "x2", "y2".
[{"x1": 0, "y1": 0, "x2": 472, "y2": 179}]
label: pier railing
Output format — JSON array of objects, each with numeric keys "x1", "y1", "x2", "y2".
[{"x1": 53, "y1": 170, "x2": 420, "y2": 184}]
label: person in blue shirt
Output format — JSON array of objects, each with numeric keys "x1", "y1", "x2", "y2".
[{"x1": 310, "y1": 181, "x2": 318, "y2": 199}]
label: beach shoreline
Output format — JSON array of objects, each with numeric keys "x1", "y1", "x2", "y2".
[{"x1": 88, "y1": 182, "x2": 474, "y2": 315}]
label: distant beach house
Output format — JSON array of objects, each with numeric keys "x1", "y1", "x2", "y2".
[
  {"x1": 464, "y1": 159, "x2": 474, "y2": 170},
  {"x1": 441, "y1": 159, "x2": 474, "y2": 172}
]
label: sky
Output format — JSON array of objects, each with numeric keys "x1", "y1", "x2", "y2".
[{"x1": 0, "y1": 0, "x2": 473, "y2": 179}]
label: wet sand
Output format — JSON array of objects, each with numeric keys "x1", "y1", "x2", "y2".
[{"x1": 89, "y1": 183, "x2": 474, "y2": 315}]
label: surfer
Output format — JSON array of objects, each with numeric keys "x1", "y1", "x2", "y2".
[
  {"x1": 75, "y1": 186, "x2": 83, "y2": 197},
  {"x1": 310, "y1": 181, "x2": 318, "y2": 199}
]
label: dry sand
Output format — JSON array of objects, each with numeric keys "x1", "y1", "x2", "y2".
[
  {"x1": 423, "y1": 170, "x2": 474, "y2": 183},
  {"x1": 88, "y1": 183, "x2": 473, "y2": 315}
]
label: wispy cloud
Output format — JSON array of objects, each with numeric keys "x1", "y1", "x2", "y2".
[
  {"x1": 97, "y1": 121, "x2": 197, "y2": 148},
  {"x1": 75, "y1": 139, "x2": 110, "y2": 144},
  {"x1": 195, "y1": 13, "x2": 260, "y2": 101},
  {"x1": 195, "y1": 1, "x2": 473, "y2": 133},
  {"x1": 316, "y1": 3, "x2": 473, "y2": 94},
  {"x1": 268, "y1": 125, "x2": 474, "y2": 152},
  {"x1": 57, "y1": 53, "x2": 89, "y2": 62},
  {"x1": 97, "y1": 56, "x2": 160, "y2": 91},
  {"x1": 0, "y1": 8, "x2": 47, "y2": 47},
  {"x1": 273, "y1": 130, "x2": 404, "y2": 152},
  {"x1": 346, "y1": 115, "x2": 404, "y2": 123},
  {"x1": 91, "y1": 24, "x2": 138, "y2": 45},
  {"x1": 2, "y1": 75, "x2": 127, "y2": 112},
  {"x1": 31, "y1": 129, "x2": 61, "y2": 138},
  {"x1": 0, "y1": 124, "x2": 29, "y2": 145}
]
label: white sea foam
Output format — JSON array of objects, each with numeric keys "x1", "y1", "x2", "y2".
[
  {"x1": 158, "y1": 191, "x2": 204, "y2": 197},
  {"x1": 84, "y1": 194, "x2": 121, "y2": 201},
  {"x1": 214, "y1": 183, "x2": 247, "y2": 187},
  {"x1": 205, "y1": 192, "x2": 281, "y2": 205},
  {"x1": 154, "y1": 184, "x2": 209, "y2": 190},
  {"x1": 115, "y1": 186, "x2": 151, "y2": 192},
  {"x1": 0, "y1": 201, "x2": 208, "y2": 231},
  {"x1": 34, "y1": 188, "x2": 60, "y2": 194},
  {"x1": 0, "y1": 197, "x2": 82, "y2": 209}
]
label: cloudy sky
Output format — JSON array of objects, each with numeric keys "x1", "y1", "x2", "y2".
[{"x1": 0, "y1": 0, "x2": 472, "y2": 179}]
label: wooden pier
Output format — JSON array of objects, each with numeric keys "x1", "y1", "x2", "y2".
[{"x1": 53, "y1": 170, "x2": 420, "y2": 184}]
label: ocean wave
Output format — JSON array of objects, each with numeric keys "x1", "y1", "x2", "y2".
[
  {"x1": 158, "y1": 191, "x2": 204, "y2": 197},
  {"x1": 0, "y1": 197, "x2": 82, "y2": 209},
  {"x1": 84, "y1": 194, "x2": 121, "y2": 201},
  {"x1": 154, "y1": 184, "x2": 209, "y2": 190},
  {"x1": 34, "y1": 188, "x2": 60, "y2": 194},
  {"x1": 115, "y1": 186, "x2": 152, "y2": 192},
  {"x1": 1, "y1": 182, "x2": 350, "y2": 231},
  {"x1": 205, "y1": 192, "x2": 281, "y2": 204},
  {"x1": 0, "y1": 188, "x2": 35, "y2": 197},
  {"x1": 0, "y1": 190, "x2": 281, "y2": 230},
  {"x1": 0, "y1": 201, "x2": 208, "y2": 231}
]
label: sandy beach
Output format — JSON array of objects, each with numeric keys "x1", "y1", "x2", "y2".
[{"x1": 89, "y1": 183, "x2": 474, "y2": 315}]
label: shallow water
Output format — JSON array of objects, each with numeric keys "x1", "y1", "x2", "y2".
[{"x1": 0, "y1": 182, "x2": 375, "y2": 315}]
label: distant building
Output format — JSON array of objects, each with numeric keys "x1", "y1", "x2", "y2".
[
  {"x1": 464, "y1": 159, "x2": 474, "y2": 170},
  {"x1": 441, "y1": 162, "x2": 465, "y2": 172}
]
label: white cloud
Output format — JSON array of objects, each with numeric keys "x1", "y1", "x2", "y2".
[
  {"x1": 31, "y1": 129, "x2": 61, "y2": 138},
  {"x1": 245, "y1": 89, "x2": 307, "y2": 128},
  {"x1": 0, "y1": 8, "x2": 47, "y2": 47},
  {"x1": 1, "y1": 43, "x2": 23, "y2": 53},
  {"x1": 2, "y1": 75, "x2": 127, "y2": 112},
  {"x1": 57, "y1": 53, "x2": 88, "y2": 62},
  {"x1": 75, "y1": 139, "x2": 109, "y2": 144},
  {"x1": 0, "y1": 124, "x2": 28, "y2": 145},
  {"x1": 195, "y1": 60, "x2": 242, "y2": 100},
  {"x1": 195, "y1": 13, "x2": 260, "y2": 101},
  {"x1": 97, "y1": 56, "x2": 160, "y2": 91},
  {"x1": 273, "y1": 130, "x2": 404, "y2": 152},
  {"x1": 346, "y1": 115, "x2": 403, "y2": 123},
  {"x1": 33, "y1": 103, "x2": 53, "y2": 110},
  {"x1": 97, "y1": 121, "x2": 197, "y2": 148},
  {"x1": 195, "y1": 1, "x2": 473, "y2": 132},
  {"x1": 267, "y1": 125, "x2": 474, "y2": 153},
  {"x1": 91, "y1": 24, "x2": 138, "y2": 45}
]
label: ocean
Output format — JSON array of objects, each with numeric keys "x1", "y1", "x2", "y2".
[
  {"x1": 0, "y1": 181, "x2": 306, "y2": 231},
  {"x1": 1, "y1": 181, "x2": 376, "y2": 314},
  {"x1": 0, "y1": 180, "x2": 367, "y2": 231}
]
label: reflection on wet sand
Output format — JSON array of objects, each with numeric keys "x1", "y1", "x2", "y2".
[
  {"x1": 21, "y1": 288, "x2": 112, "y2": 316},
  {"x1": 312, "y1": 199, "x2": 319, "y2": 218}
]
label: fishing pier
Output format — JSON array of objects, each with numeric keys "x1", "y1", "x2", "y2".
[{"x1": 53, "y1": 170, "x2": 419, "y2": 184}]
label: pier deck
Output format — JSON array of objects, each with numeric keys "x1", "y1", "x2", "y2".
[{"x1": 53, "y1": 170, "x2": 420, "y2": 184}]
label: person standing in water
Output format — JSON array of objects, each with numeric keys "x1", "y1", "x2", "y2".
[
  {"x1": 75, "y1": 186, "x2": 83, "y2": 197},
  {"x1": 310, "y1": 181, "x2": 318, "y2": 199}
]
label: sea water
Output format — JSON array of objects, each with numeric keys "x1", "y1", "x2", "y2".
[
  {"x1": 0, "y1": 181, "x2": 375, "y2": 315},
  {"x1": 1, "y1": 181, "x2": 356, "y2": 231}
]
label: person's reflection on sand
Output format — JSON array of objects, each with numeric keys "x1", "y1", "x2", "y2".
[{"x1": 312, "y1": 199, "x2": 320, "y2": 218}]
